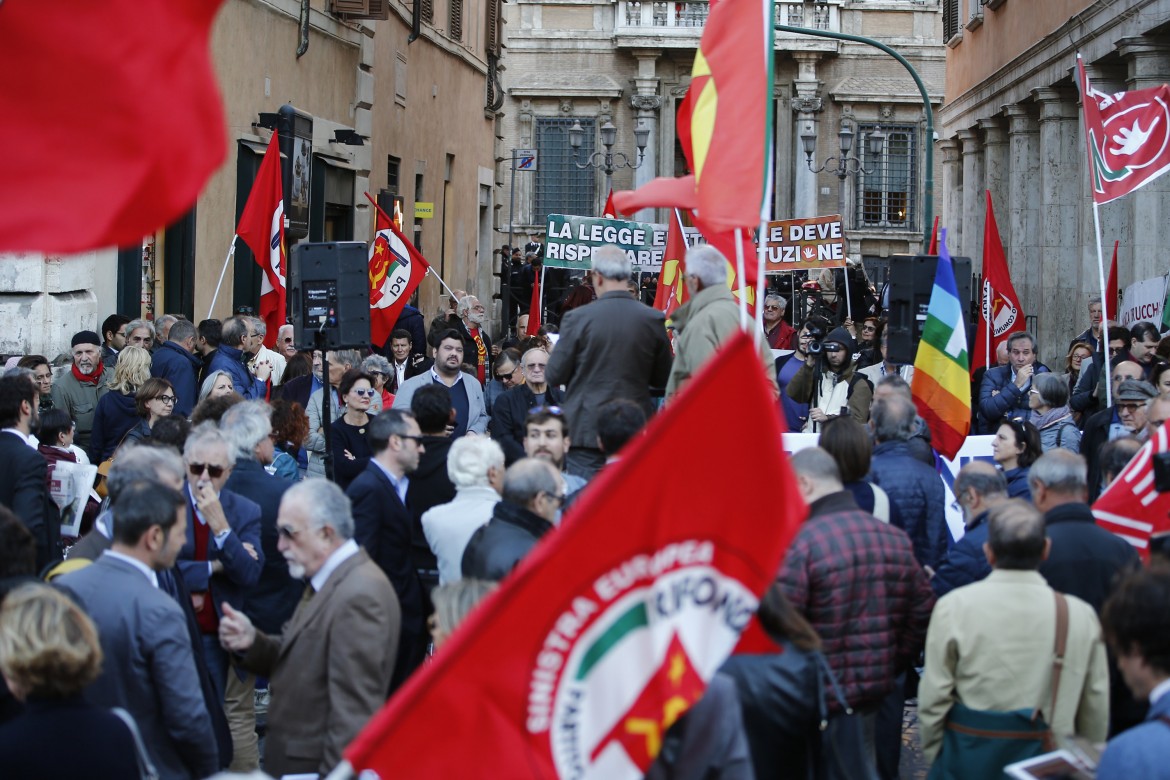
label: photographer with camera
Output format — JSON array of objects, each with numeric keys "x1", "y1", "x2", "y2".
[{"x1": 785, "y1": 324, "x2": 873, "y2": 433}]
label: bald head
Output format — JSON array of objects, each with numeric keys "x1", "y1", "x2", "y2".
[
  {"x1": 986, "y1": 499, "x2": 1049, "y2": 571},
  {"x1": 1111, "y1": 361, "x2": 1143, "y2": 393},
  {"x1": 791, "y1": 447, "x2": 843, "y2": 503}
]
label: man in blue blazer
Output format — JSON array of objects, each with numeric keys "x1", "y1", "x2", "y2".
[
  {"x1": 178, "y1": 426, "x2": 262, "y2": 700},
  {"x1": 58, "y1": 479, "x2": 219, "y2": 780},
  {"x1": 347, "y1": 409, "x2": 427, "y2": 692}
]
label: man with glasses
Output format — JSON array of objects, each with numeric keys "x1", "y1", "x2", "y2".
[
  {"x1": 931, "y1": 462, "x2": 1008, "y2": 597},
  {"x1": 347, "y1": 409, "x2": 427, "y2": 691},
  {"x1": 1082, "y1": 372, "x2": 1153, "y2": 499},
  {"x1": 1073, "y1": 325, "x2": 1134, "y2": 417},
  {"x1": 462, "y1": 457, "x2": 566, "y2": 582},
  {"x1": 100, "y1": 313, "x2": 130, "y2": 368},
  {"x1": 455, "y1": 294, "x2": 493, "y2": 385},
  {"x1": 150, "y1": 318, "x2": 202, "y2": 417},
  {"x1": 178, "y1": 426, "x2": 263, "y2": 702},
  {"x1": 762, "y1": 293, "x2": 795, "y2": 350},
  {"x1": 276, "y1": 324, "x2": 297, "y2": 360},
  {"x1": 978, "y1": 330, "x2": 1049, "y2": 430},
  {"x1": 786, "y1": 324, "x2": 873, "y2": 432},
  {"x1": 485, "y1": 348, "x2": 521, "y2": 416},
  {"x1": 489, "y1": 347, "x2": 563, "y2": 464},
  {"x1": 245, "y1": 316, "x2": 286, "y2": 387}
]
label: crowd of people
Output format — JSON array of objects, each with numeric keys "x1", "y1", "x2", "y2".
[{"x1": 0, "y1": 244, "x2": 1166, "y2": 779}]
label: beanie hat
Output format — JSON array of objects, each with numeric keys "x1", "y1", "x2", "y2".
[{"x1": 71, "y1": 330, "x2": 102, "y2": 348}]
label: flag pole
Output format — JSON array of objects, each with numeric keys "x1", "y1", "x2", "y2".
[
  {"x1": 842, "y1": 258, "x2": 854, "y2": 322},
  {"x1": 734, "y1": 228, "x2": 749, "y2": 329},
  {"x1": 365, "y1": 190, "x2": 460, "y2": 304},
  {"x1": 1092, "y1": 201, "x2": 1112, "y2": 409},
  {"x1": 426, "y1": 266, "x2": 459, "y2": 302},
  {"x1": 755, "y1": 218, "x2": 767, "y2": 337},
  {"x1": 208, "y1": 235, "x2": 237, "y2": 319}
]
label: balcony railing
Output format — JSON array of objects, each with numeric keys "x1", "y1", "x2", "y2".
[{"x1": 614, "y1": 1, "x2": 840, "y2": 37}]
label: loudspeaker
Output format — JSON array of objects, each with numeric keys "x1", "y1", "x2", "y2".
[
  {"x1": 885, "y1": 254, "x2": 973, "y2": 366},
  {"x1": 288, "y1": 241, "x2": 370, "y2": 350}
]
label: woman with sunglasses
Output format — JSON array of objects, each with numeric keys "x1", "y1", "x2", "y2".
[
  {"x1": 331, "y1": 369, "x2": 378, "y2": 491},
  {"x1": 122, "y1": 377, "x2": 176, "y2": 447},
  {"x1": 991, "y1": 418, "x2": 1042, "y2": 500}
]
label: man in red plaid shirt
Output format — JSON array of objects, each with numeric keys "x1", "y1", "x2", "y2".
[{"x1": 779, "y1": 447, "x2": 935, "y2": 773}]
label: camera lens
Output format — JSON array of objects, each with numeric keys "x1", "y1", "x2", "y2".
[{"x1": 808, "y1": 341, "x2": 822, "y2": 355}]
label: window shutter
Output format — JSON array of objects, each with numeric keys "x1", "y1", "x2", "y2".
[{"x1": 449, "y1": 0, "x2": 463, "y2": 41}]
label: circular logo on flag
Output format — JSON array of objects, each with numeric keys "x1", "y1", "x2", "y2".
[
  {"x1": 369, "y1": 229, "x2": 412, "y2": 309},
  {"x1": 982, "y1": 280, "x2": 1019, "y2": 338},
  {"x1": 1099, "y1": 95, "x2": 1170, "y2": 175},
  {"x1": 525, "y1": 541, "x2": 757, "y2": 779}
]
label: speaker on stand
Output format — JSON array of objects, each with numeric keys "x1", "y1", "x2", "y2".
[{"x1": 884, "y1": 253, "x2": 973, "y2": 367}]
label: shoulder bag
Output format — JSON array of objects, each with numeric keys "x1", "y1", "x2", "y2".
[
  {"x1": 111, "y1": 706, "x2": 160, "y2": 780},
  {"x1": 812, "y1": 653, "x2": 879, "y2": 780}
]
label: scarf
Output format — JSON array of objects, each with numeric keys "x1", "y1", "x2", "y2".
[{"x1": 71, "y1": 362, "x2": 104, "y2": 386}]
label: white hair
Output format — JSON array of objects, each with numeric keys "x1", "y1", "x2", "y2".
[
  {"x1": 183, "y1": 423, "x2": 237, "y2": 467},
  {"x1": 447, "y1": 436, "x2": 505, "y2": 489},
  {"x1": 219, "y1": 400, "x2": 273, "y2": 458},
  {"x1": 284, "y1": 480, "x2": 355, "y2": 539},
  {"x1": 591, "y1": 245, "x2": 631, "y2": 281},
  {"x1": 684, "y1": 245, "x2": 729, "y2": 287}
]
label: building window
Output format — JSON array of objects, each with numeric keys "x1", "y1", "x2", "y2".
[
  {"x1": 534, "y1": 117, "x2": 596, "y2": 222},
  {"x1": 857, "y1": 124, "x2": 917, "y2": 230},
  {"x1": 421, "y1": 0, "x2": 433, "y2": 23},
  {"x1": 943, "y1": 0, "x2": 960, "y2": 41},
  {"x1": 387, "y1": 155, "x2": 401, "y2": 193},
  {"x1": 449, "y1": 0, "x2": 463, "y2": 41}
]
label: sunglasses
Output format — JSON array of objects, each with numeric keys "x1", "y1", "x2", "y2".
[
  {"x1": 395, "y1": 433, "x2": 426, "y2": 444},
  {"x1": 496, "y1": 368, "x2": 518, "y2": 380},
  {"x1": 188, "y1": 462, "x2": 227, "y2": 479},
  {"x1": 350, "y1": 388, "x2": 377, "y2": 397}
]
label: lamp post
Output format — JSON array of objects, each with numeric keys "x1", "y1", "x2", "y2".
[
  {"x1": 801, "y1": 120, "x2": 886, "y2": 227},
  {"x1": 568, "y1": 119, "x2": 650, "y2": 211}
]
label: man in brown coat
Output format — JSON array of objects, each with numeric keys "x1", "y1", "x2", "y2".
[{"x1": 219, "y1": 479, "x2": 401, "y2": 778}]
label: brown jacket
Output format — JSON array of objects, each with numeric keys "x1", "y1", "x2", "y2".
[{"x1": 242, "y1": 548, "x2": 401, "y2": 777}]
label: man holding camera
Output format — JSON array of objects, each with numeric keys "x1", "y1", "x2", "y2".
[{"x1": 785, "y1": 325, "x2": 872, "y2": 432}]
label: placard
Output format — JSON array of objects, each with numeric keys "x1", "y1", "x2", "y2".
[
  {"x1": 544, "y1": 214, "x2": 704, "y2": 271},
  {"x1": 761, "y1": 215, "x2": 846, "y2": 269}
]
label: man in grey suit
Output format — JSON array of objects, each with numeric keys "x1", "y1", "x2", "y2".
[
  {"x1": 57, "y1": 479, "x2": 218, "y2": 780},
  {"x1": 219, "y1": 479, "x2": 401, "y2": 778},
  {"x1": 547, "y1": 245, "x2": 673, "y2": 477}
]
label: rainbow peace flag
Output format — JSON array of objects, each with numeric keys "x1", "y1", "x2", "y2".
[{"x1": 911, "y1": 230, "x2": 971, "y2": 460}]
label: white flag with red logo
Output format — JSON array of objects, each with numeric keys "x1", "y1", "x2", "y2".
[
  {"x1": 1078, "y1": 54, "x2": 1170, "y2": 205},
  {"x1": 1093, "y1": 421, "x2": 1170, "y2": 562},
  {"x1": 236, "y1": 131, "x2": 286, "y2": 348}
]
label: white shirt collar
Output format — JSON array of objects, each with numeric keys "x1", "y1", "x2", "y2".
[
  {"x1": 103, "y1": 550, "x2": 159, "y2": 588},
  {"x1": 2, "y1": 428, "x2": 38, "y2": 448},
  {"x1": 310, "y1": 538, "x2": 360, "y2": 593},
  {"x1": 1150, "y1": 677, "x2": 1170, "y2": 706},
  {"x1": 430, "y1": 367, "x2": 463, "y2": 386}
]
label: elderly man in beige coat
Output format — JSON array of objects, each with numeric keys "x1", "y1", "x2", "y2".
[
  {"x1": 219, "y1": 479, "x2": 401, "y2": 778},
  {"x1": 917, "y1": 499, "x2": 1109, "y2": 764},
  {"x1": 664, "y1": 245, "x2": 778, "y2": 400}
]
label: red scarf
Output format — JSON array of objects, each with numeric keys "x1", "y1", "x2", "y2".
[
  {"x1": 71, "y1": 362, "x2": 104, "y2": 386},
  {"x1": 470, "y1": 328, "x2": 488, "y2": 385}
]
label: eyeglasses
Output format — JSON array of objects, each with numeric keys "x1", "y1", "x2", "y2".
[
  {"x1": 395, "y1": 433, "x2": 426, "y2": 444},
  {"x1": 496, "y1": 367, "x2": 518, "y2": 381},
  {"x1": 369, "y1": 370, "x2": 388, "y2": 378},
  {"x1": 158, "y1": 395, "x2": 177, "y2": 405},
  {"x1": 350, "y1": 388, "x2": 377, "y2": 397},
  {"x1": 861, "y1": 325, "x2": 877, "y2": 333},
  {"x1": 1116, "y1": 403, "x2": 1144, "y2": 413},
  {"x1": 543, "y1": 491, "x2": 567, "y2": 507},
  {"x1": 188, "y1": 462, "x2": 227, "y2": 479},
  {"x1": 763, "y1": 305, "x2": 781, "y2": 311},
  {"x1": 276, "y1": 525, "x2": 300, "y2": 540},
  {"x1": 524, "y1": 362, "x2": 547, "y2": 370},
  {"x1": 281, "y1": 337, "x2": 294, "y2": 344},
  {"x1": 1109, "y1": 346, "x2": 1125, "y2": 355}
]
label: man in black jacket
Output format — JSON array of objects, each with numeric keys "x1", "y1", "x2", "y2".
[
  {"x1": 489, "y1": 347, "x2": 563, "y2": 464},
  {"x1": 461, "y1": 458, "x2": 564, "y2": 582},
  {"x1": 0, "y1": 375, "x2": 57, "y2": 571}
]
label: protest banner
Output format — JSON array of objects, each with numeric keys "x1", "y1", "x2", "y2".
[
  {"x1": 760, "y1": 215, "x2": 846, "y2": 269},
  {"x1": 544, "y1": 214, "x2": 704, "y2": 271},
  {"x1": 1118, "y1": 273, "x2": 1168, "y2": 329}
]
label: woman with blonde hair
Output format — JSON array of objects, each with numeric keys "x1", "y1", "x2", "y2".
[
  {"x1": 0, "y1": 584, "x2": 142, "y2": 778},
  {"x1": 89, "y1": 345, "x2": 152, "y2": 462}
]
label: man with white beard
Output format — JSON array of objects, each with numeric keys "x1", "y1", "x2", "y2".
[
  {"x1": 219, "y1": 479, "x2": 400, "y2": 778},
  {"x1": 455, "y1": 294, "x2": 493, "y2": 385}
]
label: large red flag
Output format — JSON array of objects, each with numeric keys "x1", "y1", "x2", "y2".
[
  {"x1": 654, "y1": 210, "x2": 690, "y2": 318},
  {"x1": 1093, "y1": 420, "x2": 1170, "y2": 562},
  {"x1": 1078, "y1": 55, "x2": 1170, "y2": 206},
  {"x1": 365, "y1": 193, "x2": 432, "y2": 348},
  {"x1": 342, "y1": 333, "x2": 804, "y2": 779},
  {"x1": 0, "y1": 0, "x2": 227, "y2": 253},
  {"x1": 1105, "y1": 240, "x2": 1119, "y2": 324},
  {"x1": 526, "y1": 272, "x2": 543, "y2": 335},
  {"x1": 236, "y1": 133, "x2": 286, "y2": 348},
  {"x1": 613, "y1": 0, "x2": 773, "y2": 234},
  {"x1": 971, "y1": 191, "x2": 1025, "y2": 377}
]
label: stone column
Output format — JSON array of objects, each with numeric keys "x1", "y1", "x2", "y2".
[
  {"x1": 980, "y1": 117, "x2": 1008, "y2": 246},
  {"x1": 1118, "y1": 38, "x2": 1170, "y2": 285},
  {"x1": 957, "y1": 127, "x2": 984, "y2": 262},
  {"x1": 630, "y1": 49, "x2": 663, "y2": 223},
  {"x1": 939, "y1": 138, "x2": 962, "y2": 251},
  {"x1": 1034, "y1": 87, "x2": 1081, "y2": 351},
  {"x1": 792, "y1": 53, "x2": 822, "y2": 219},
  {"x1": 1003, "y1": 104, "x2": 1040, "y2": 321}
]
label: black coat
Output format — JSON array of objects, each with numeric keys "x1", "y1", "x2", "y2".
[
  {"x1": 453, "y1": 319, "x2": 493, "y2": 382},
  {"x1": 461, "y1": 500, "x2": 552, "y2": 581},
  {"x1": 0, "y1": 431, "x2": 58, "y2": 572},
  {"x1": 1039, "y1": 502, "x2": 1140, "y2": 612},
  {"x1": 405, "y1": 435, "x2": 455, "y2": 570},
  {"x1": 488, "y1": 384, "x2": 565, "y2": 465},
  {"x1": 225, "y1": 459, "x2": 298, "y2": 635},
  {"x1": 0, "y1": 696, "x2": 141, "y2": 780},
  {"x1": 1080, "y1": 406, "x2": 1116, "y2": 501}
]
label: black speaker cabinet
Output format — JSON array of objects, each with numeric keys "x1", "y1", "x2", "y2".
[
  {"x1": 288, "y1": 241, "x2": 370, "y2": 350},
  {"x1": 885, "y1": 254, "x2": 973, "y2": 366}
]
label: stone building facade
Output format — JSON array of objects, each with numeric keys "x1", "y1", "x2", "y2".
[
  {"x1": 497, "y1": 0, "x2": 946, "y2": 283},
  {"x1": 938, "y1": 0, "x2": 1170, "y2": 358}
]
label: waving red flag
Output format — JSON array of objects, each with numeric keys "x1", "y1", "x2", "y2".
[
  {"x1": 365, "y1": 193, "x2": 432, "y2": 348},
  {"x1": 971, "y1": 191, "x2": 1025, "y2": 377},
  {"x1": 654, "y1": 210, "x2": 690, "y2": 318},
  {"x1": 1094, "y1": 420, "x2": 1170, "y2": 562},
  {"x1": 1078, "y1": 54, "x2": 1170, "y2": 205},
  {"x1": 0, "y1": 0, "x2": 227, "y2": 253},
  {"x1": 602, "y1": 189, "x2": 618, "y2": 219},
  {"x1": 1105, "y1": 240, "x2": 1119, "y2": 323},
  {"x1": 236, "y1": 133, "x2": 286, "y2": 348},
  {"x1": 526, "y1": 272, "x2": 543, "y2": 335},
  {"x1": 341, "y1": 332, "x2": 805, "y2": 779}
]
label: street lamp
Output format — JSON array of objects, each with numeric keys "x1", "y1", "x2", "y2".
[
  {"x1": 801, "y1": 120, "x2": 885, "y2": 227},
  {"x1": 569, "y1": 119, "x2": 649, "y2": 208}
]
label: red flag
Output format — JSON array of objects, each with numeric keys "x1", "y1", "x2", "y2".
[
  {"x1": 236, "y1": 133, "x2": 286, "y2": 348},
  {"x1": 1078, "y1": 55, "x2": 1170, "y2": 206},
  {"x1": 1093, "y1": 420, "x2": 1170, "y2": 562},
  {"x1": 343, "y1": 333, "x2": 804, "y2": 778},
  {"x1": 1106, "y1": 240, "x2": 1119, "y2": 323},
  {"x1": 971, "y1": 191, "x2": 1025, "y2": 377},
  {"x1": 365, "y1": 193, "x2": 432, "y2": 348},
  {"x1": 928, "y1": 216, "x2": 940, "y2": 255},
  {"x1": 654, "y1": 210, "x2": 690, "y2": 318},
  {"x1": 0, "y1": 0, "x2": 227, "y2": 253},
  {"x1": 526, "y1": 272, "x2": 543, "y2": 335},
  {"x1": 603, "y1": 189, "x2": 618, "y2": 219},
  {"x1": 612, "y1": 0, "x2": 772, "y2": 234}
]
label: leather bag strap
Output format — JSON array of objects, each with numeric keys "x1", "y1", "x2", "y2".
[{"x1": 1046, "y1": 592, "x2": 1069, "y2": 723}]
